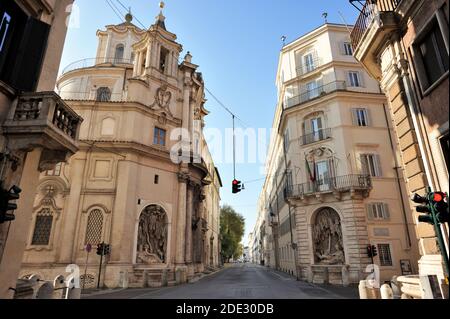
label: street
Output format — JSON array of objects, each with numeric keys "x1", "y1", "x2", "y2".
[{"x1": 82, "y1": 264, "x2": 359, "y2": 299}]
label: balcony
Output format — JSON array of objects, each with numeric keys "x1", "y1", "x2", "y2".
[
  {"x1": 285, "y1": 175, "x2": 372, "y2": 200},
  {"x1": 296, "y1": 56, "x2": 324, "y2": 77},
  {"x1": 284, "y1": 81, "x2": 347, "y2": 109},
  {"x1": 61, "y1": 57, "x2": 134, "y2": 75},
  {"x1": 350, "y1": 0, "x2": 402, "y2": 79},
  {"x1": 300, "y1": 128, "x2": 332, "y2": 146},
  {"x1": 3, "y1": 92, "x2": 83, "y2": 170}
]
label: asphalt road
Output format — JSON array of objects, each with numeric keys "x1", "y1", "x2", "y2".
[{"x1": 83, "y1": 264, "x2": 359, "y2": 299}]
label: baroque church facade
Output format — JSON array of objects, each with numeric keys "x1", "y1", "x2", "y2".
[{"x1": 18, "y1": 9, "x2": 222, "y2": 288}]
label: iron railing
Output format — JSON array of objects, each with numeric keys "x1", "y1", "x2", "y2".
[
  {"x1": 61, "y1": 57, "x2": 133, "y2": 75},
  {"x1": 296, "y1": 55, "x2": 324, "y2": 77},
  {"x1": 300, "y1": 128, "x2": 332, "y2": 146},
  {"x1": 284, "y1": 81, "x2": 347, "y2": 109},
  {"x1": 350, "y1": 0, "x2": 402, "y2": 50},
  {"x1": 286, "y1": 174, "x2": 372, "y2": 198},
  {"x1": 58, "y1": 91, "x2": 127, "y2": 102}
]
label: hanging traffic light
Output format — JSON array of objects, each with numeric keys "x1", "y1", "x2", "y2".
[
  {"x1": 232, "y1": 179, "x2": 242, "y2": 194},
  {"x1": 0, "y1": 185, "x2": 22, "y2": 224}
]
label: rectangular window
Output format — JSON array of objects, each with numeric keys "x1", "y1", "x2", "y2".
[
  {"x1": 159, "y1": 47, "x2": 169, "y2": 73},
  {"x1": 353, "y1": 108, "x2": 370, "y2": 127},
  {"x1": 304, "y1": 53, "x2": 315, "y2": 73},
  {"x1": 348, "y1": 71, "x2": 362, "y2": 87},
  {"x1": 46, "y1": 163, "x2": 62, "y2": 176},
  {"x1": 378, "y1": 244, "x2": 393, "y2": 266},
  {"x1": 306, "y1": 81, "x2": 319, "y2": 99},
  {"x1": 367, "y1": 203, "x2": 390, "y2": 220},
  {"x1": 360, "y1": 154, "x2": 382, "y2": 177},
  {"x1": 154, "y1": 175, "x2": 159, "y2": 184},
  {"x1": 414, "y1": 21, "x2": 449, "y2": 91},
  {"x1": 153, "y1": 127, "x2": 166, "y2": 146},
  {"x1": 343, "y1": 42, "x2": 353, "y2": 55}
]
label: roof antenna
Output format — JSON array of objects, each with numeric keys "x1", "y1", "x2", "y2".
[{"x1": 322, "y1": 12, "x2": 328, "y2": 24}]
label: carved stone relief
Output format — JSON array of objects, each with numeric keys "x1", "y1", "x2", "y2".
[
  {"x1": 150, "y1": 85, "x2": 173, "y2": 116},
  {"x1": 312, "y1": 208, "x2": 345, "y2": 265},
  {"x1": 136, "y1": 205, "x2": 168, "y2": 264}
]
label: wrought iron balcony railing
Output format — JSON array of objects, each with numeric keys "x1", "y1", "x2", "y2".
[
  {"x1": 61, "y1": 57, "x2": 134, "y2": 75},
  {"x1": 284, "y1": 81, "x2": 347, "y2": 109},
  {"x1": 300, "y1": 128, "x2": 332, "y2": 146},
  {"x1": 285, "y1": 174, "x2": 372, "y2": 198},
  {"x1": 350, "y1": 0, "x2": 402, "y2": 51},
  {"x1": 58, "y1": 91, "x2": 127, "y2": 102}
]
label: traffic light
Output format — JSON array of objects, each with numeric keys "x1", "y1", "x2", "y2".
[
  {"x1": 433, "y1": 192, "x2": 449, "y2": 224},
  {"x1": 412, "y1": 191, "x2": 449, "y2": 225},
  {"x1": 104, "y1": 244, "x2": 111, "y2": 256},
  {"x1": 96, "y1": 243, "x2": 104, "y2": 256},
  {"x1": 367, "y1": 245, "x2": 378, "y2": 258},
  {"x1": 0, "y1": 185, "x2": 22, "y2": 224},
  {"x1": 232, "y1": 179, "x2": 242, "y2": 194}
]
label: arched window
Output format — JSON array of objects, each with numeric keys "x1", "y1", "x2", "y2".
[
  {"x1": 96, "y1": 87, "x2": 111, "y2": 102},
  {"x1": 85, "y1": 209, "x2": 104, "y2": 245},
  {"x1": 114, "y1": 44, "x2": 124, "y2": 63},
  {"x1": 31, "y1": 208, "x2": 54, "y2": 246}
]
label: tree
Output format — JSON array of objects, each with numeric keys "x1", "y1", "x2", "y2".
[{"x1": 220, "y1": 205, "x2": 245, "y2": 263}]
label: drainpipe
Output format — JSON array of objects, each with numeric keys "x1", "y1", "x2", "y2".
[{"x1": 382, "y1": 103, "x2": 412, "y2": 248}]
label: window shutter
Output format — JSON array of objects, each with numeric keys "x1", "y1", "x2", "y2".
[
  {"x1": 367, "y1": 204, "x2": 375, "y2": 220},
  {"x1": 365, "y1": 108, "x2": 371, "y2": 126},
  {"x1": 383, "y1": 203, "x2": 390, "y2": 219},
  {"x1": 358, "y1": 72, "x2": 365, "y2": 87},
  {"x1": 351, "y1": 109, "x2": 358, "y2": 126},
  {"x1": 375, "y1": 154, "x2": 382, "y2": 177},
  {"x1": 360, "y1": 154, "x2": 369, "y2": 175},
  {"x1": 339, "y1": 42, "x2": 345, "y2": 55}
]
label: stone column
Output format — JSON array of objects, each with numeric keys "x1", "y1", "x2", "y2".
[
  {"x1": 58, "y1": 156, "x2": 86, "y2": 262},
  {"x1": 185, "y1": 184, "x2": 194, "y2": 264},
  {"x1": 175, "y1": 173, "x2": 188, "y2": 265},
  {"x1": 0, "y1": 148, "x2": 42, "y2": 299},
  {"x1": 137, "y1": 51, "x2": 144, "y2": 76},
  {"x1": 145, "y1": 45, "x2": 151, "y2": 69},
  {"x1": 104, "y1": 31, "x2": 112, "y2": 63}
]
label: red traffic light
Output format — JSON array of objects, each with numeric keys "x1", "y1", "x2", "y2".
[
  {"x1": 433, "y1": 192, "x2": 446, "y2": 202},
  {"x1": 233, "y1": 180, "x2": 238, "y2": 185}
]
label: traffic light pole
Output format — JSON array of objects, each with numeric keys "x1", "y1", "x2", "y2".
[
  {"x1": 430, "y1": 203, "x2": 450, "y2": 280},
  {"x1": 97, "y1": 243, "x2": 104, "y2": 289}
]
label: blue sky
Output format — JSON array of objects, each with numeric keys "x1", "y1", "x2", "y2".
[{"x1": 60, "y1": 0, "x2": 359, "y2": 244}]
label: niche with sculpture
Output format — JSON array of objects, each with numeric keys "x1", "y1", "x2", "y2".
[
  {"x1": 312, "y1": 208, "x2": 345, "y2": 265},
  {"x1": 136, "y1": 205, "x2": 168, "y2": 264}
]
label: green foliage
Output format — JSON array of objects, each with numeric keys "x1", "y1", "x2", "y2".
[{"x1": 220, "y1": 205, "x2": 245, "y2": 262}]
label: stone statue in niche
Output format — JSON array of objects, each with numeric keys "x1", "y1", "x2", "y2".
[
  {"x1": 136, "y1": 205, "x2": 168, "y2": 264},
  {"x1": 313, "y1": 208, "x2": 345, "y2": 265}
]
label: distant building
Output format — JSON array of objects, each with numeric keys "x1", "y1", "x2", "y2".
[{"x1": 258, "y1": 23, "x2": 419, "y2": 285}]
